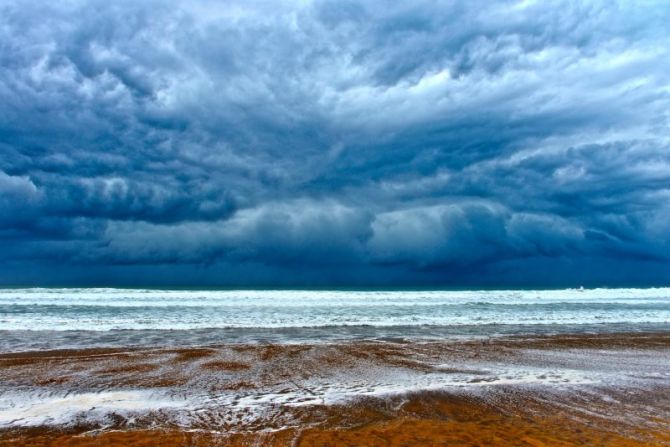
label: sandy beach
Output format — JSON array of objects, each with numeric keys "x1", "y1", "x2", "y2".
[{"x1": 1, "y1": 332, "x2": 669, "y2": 446}]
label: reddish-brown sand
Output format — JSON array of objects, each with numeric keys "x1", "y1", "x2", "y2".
[
  {"x1": 1, "y1": 333, "x2": 669, "y2": 446},
  {"x1": 2, "y1": 393, "x2": 669, "y2": 446}
]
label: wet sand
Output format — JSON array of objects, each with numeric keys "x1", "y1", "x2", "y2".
[{"x1": 1, "y1": 332, "x2": 669, "y2": 446}]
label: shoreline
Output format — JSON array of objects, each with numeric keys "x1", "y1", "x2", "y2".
[{"x1": 1, "y1": 332, "x2": 669, "y2": 445}]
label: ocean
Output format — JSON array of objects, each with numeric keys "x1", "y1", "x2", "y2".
[{"x1": 1, "y1": 287, "x2": 669, "y2": 351}]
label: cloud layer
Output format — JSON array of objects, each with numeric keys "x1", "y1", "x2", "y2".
[{"x1": 1, "y1": 0, "x2": 669, "y2": 286}]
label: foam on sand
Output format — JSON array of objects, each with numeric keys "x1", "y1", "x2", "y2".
[{"x1": 0, "y1": 390, "x2": 185, "y2": 428}]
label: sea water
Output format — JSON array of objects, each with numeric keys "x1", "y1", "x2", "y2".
[{"x1": 1, "y1": 288, "x2": 669, "y2": 351}]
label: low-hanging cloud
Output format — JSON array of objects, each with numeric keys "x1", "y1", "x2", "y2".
[{"x1": 1, "y1": 0, "x2": 669, "y2": 286}]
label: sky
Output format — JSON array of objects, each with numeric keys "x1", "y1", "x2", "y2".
[{"x1": 1, "y1": 0, "x2": 669, "y2": 287}]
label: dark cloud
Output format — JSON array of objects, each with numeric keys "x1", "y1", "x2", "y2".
[{"x1": 1, "y1": 0, "x2": 669, "y2": 286}]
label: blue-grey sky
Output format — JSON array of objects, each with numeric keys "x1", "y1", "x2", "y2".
[{"x1": 1, "y1": 0, "x2": 669, "y2": 287}]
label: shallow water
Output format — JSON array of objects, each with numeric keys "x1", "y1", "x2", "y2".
[{"x1": 1, "y1": 334, "x2": 669, "y2": 438}]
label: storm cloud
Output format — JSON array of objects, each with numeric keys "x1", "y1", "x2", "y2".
[{"x1": 1, "y1": 0, "x2": 669, "y2": 286}]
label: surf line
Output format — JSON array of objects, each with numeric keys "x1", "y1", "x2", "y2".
[{"x1": 287, "y1": 378, "x2": 324, "y2": 404}]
